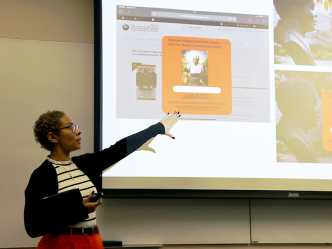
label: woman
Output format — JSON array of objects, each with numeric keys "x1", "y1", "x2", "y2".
[{"x1": 24, "y1": 110, "x2": 180, "y2": 249}]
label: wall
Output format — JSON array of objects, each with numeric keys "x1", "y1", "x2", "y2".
[
  {"x1": 99, "y1": 198, "x2": 250, "y2": 244},
  {"x1": 98, "y1": 198, "x2": 332, "y2": 245},
  {"x1": 0, "y1": 0, "x2": 94, "y2": 248}
]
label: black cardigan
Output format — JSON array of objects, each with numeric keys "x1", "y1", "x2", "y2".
[{"x1": 24, "y1": 123, "x2": 164, "y2": 238}]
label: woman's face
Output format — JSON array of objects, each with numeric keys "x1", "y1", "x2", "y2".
[
  {"x1": 55, "y1": 115, "x2": 82, "y2": 153},
  {"x1": 298, "y1": 0, "x2": 317, "y2": 33}
]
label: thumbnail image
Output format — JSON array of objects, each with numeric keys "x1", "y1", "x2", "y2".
[
  {"x1": 135, "y1": 64, "x2": 157, "y2": 100},
  {"x1": 274, "y1": 0, "x2": 332, "y2": 66},
  {"x1": 182, "y1": 50, "x2": 208, "y2": 86},
  {"x1": 275, "y1": 70, "x2": 332, "y2": 163}
]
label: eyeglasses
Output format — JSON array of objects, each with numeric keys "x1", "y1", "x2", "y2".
[{"x1": 58, "y1": 124, "x2": 79, "y2": 133}]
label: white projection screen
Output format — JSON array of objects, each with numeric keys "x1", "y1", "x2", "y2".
[{"x1": 100, "y1": 0, "x2": 332, "y2": 195}]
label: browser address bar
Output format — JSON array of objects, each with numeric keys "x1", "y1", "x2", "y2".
[{"x1": 151, "y1": 11, "x2": 237, "y2": 22}]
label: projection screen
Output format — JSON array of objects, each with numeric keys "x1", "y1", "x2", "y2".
[{"x1": 101, "y1": 0, "x2": 332, "y2": 194}]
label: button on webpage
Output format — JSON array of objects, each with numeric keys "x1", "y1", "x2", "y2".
[{"x1": 173, "y1": 86, "x2": 221, "y2": 94}]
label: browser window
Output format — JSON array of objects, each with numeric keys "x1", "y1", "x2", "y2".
[{"x1": 116, "y1": 5, "x2": 270, "y2": 123}]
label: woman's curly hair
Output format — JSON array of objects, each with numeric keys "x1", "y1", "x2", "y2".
[{"x1": 33, "y1": 110, "x2": 66, "y2": 151}]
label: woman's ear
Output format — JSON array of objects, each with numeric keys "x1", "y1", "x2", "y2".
[{"x1": 47, "y1": 132, "x2": 58, "y2": 144}]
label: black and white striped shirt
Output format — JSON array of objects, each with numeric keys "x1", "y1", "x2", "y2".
[
  {"x1": 25, "y1": 123, "x2": 165, "y2": 238},
  {"x1": 47, "y1": 157, "x2": 97, "y2": 228}
]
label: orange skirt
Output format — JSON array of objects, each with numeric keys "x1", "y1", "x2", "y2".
[{"x1": 37, "y1": 230, "x2": 104, "y2": 249}]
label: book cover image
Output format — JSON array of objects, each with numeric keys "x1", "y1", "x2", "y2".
[{"x1": 135, "y1": 65, "x2": 157, "y2": 100}]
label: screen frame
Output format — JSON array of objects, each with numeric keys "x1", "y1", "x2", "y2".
[
  {"x1": 101, "y1": 189, "x2": 332, "y2": 199},
  {"x1": 94, "y1": 0, "x2": 103, "y2": 192},
  {"x1": 94, "y1": 0, "x2": 332, "y2": 199}
]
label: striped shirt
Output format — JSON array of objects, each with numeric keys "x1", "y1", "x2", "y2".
[
  {"x1": 46, "y1": 157, "x2": 97, "y2": 228},
  {"x1": 25, "y1": 123, "x2": 165, "y2": 238}
]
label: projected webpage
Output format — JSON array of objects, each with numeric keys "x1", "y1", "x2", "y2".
[
  {"x1": 116, "y1": 6, "x2": 270, "y2": 123},
  {"x1": 102, "y1": 1, "x2": 332, "y2": 191}
]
